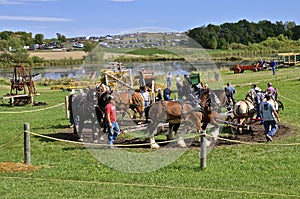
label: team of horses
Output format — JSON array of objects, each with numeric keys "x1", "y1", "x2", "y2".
[
  {"x1": 70, "y1": 80, "x2": 284, "y2": 148},
  {"x1": 70, "y1": 83, "x2": 221, "y2": 148},
  {"x1": 231, "y1": 90, "x2": 283, "y2": 134}
]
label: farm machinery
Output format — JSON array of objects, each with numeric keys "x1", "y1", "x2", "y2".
[
  {"x1": 232, "y1": 63, "x2": 266, "y2": 74},
  {"x1": 1, "y1": 65, "x2": 39, "y2": 105}
]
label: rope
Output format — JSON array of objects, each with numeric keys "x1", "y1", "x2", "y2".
[
  {"x1": 28, "y1": 130, "x2": 300, "y2": 147},
  {"x1": 1, "y1": 176, "x2": 299, "y2": 198},
  {"x1": 205, "y1": 134, "x2": 300, "y2": 146},
  {"x1": 278, "y1": 94, "x2": 300, "y2": 105},
  {"x1": 0, "y1": 132, "x2": 23, "y2": 148},
  {"x1": 28, "y1": 131, "x2": 201, "y2": 147},
  {"x1": 0, "y1": 103, "x2": 65, "y2": 114}
]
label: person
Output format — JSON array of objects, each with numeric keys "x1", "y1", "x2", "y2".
[
  {"x1": 214, "y1": 72, "x2": 219, "y2": 81},
  {"x1": 166, "y1": 72, "x2": 172, "y2": 88},
  {"x1": 141, "y1": 86, "x2": 150, "y2": 118},
  {"x1": 175, "y1": 75, "x2": 183, "y2": 99},
  {"x1": 260, "y1": 94, "x2": 280, "y2": 142},
  {"x1": 163, "y1": 87, "x2": 172, "y2": 101},
  {"x1": 156, "y1": 88, "x2": 162, "y2": 101},
  {"x1": 105, "y1": 95, "x2": 120, "y2": 148},
  {"x1": 270, "y1": 59, "x2": 277, "y2": 75},
  {"x1": 249, "y1": 84, "x2": 259, "y2": 93},
  {"x1": 139, "y1": 68, "x2": 146, "y2": 87},
  {"x1": 266, "y1": 82, "x2": 276, "y2": 100},
  {"x1": 253, "y1": 87, "x2": 265, "y2": 118},
  {"x1": 225, "y1": 82, "x2": 236, "y2": 105},
  {"x1": 68, "y1": 89, "x2": 76, "y2": 128},
  {"x1": 182, "y1": 74, "x2": 191, "y2": 99}
]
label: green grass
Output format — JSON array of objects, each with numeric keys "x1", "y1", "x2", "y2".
[
  {"x1": 0, "y1": 67, "x2": 300, "y2": 198},
  {"x1": 128, "y1": 48, "x2": 177, "y2": 56}
]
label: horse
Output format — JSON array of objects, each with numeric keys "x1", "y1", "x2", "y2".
[
  {"x1": 72, "y1": 88, "x2": 102, "y2": 142},
  {"x1": 147, "y1": 88, "x2": 219, "y2": 149},
  {"x1": 231, "y1": 92, "x2": 256, "y2": 134},
  {"x1": 113, "y1": 91, "x2": 145, "y2": 120}
]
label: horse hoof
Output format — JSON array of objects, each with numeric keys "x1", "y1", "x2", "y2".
[
  {"x1": 151, "y1": 143, "x2": 160, "y2": 149},
  {"x1": 78, "y1": 138, "x2": 83, "y2": 142},
  {"x1": 99, "y1": 136, "x2": 104, "y2": 141},
  {"x1": 177, "y1": 140, "x2": 187, "y2": 148}
]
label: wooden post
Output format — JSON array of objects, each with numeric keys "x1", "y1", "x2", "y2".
[
  {"x1": 200, "y1": 133, "x2": 206, "y2": 169},
  {"x1": 24, "y1": 123, "x2": 30, "y2": 165},
  {"x1": 129, "y1": 69, "x2": 133, "y2": 88},
  {"x1": 65, "y1": 96, "x2": 69, "y2": 119},
  {"x1": 152, "y1": 80, "x2": 155, "y2": 103}
]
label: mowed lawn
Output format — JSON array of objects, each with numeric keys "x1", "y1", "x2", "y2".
[{"x1": 0, "y1": 66, "x2": 300, "y2": 198}]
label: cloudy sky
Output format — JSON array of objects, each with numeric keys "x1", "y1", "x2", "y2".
[{"x1": 0, "y1": 0, "x2": 299, "y2": 38}]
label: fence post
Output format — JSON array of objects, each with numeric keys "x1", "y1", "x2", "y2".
[
  {"x1": 65, "y1": 96, "x2": 69, "y2": 119},
  {"x1": 24, "y1": 123, "x2": 30, "y2": 165},
  {"x1": 200, "y1": 132, "x2": 206, "y2": 169}
]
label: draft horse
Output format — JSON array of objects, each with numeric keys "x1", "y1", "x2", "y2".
[
  {"x1": 72, "y1": 88, "x2": 102, "y2": 142},
  {"x1": 147, "y1": 88, "x2": 219, "y2": 149},
  {"x1": 231, "y1": 92, "x2": 256, "y2": 134},
  {"x1": 113, "y1": 91, "x2": 145, "y2": 120}
]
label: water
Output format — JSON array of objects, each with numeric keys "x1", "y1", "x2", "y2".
[{"x1": 0, "y1": 60, "x2": 249, "y2": 80}]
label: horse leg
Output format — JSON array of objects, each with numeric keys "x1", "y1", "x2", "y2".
[
  {"x1": 239, "y1": 118, "x2": 245, "y2": 134},
  {"x1": 174, "y1": 123, "x2": 186, "y2": 148},
  {"x1": 166, "y1": 123, "x2": 173, "y2": 140},
  {"x1": 147, "y1": 121, "x2": 160, "y2": 149},
  {"x1": 149, "y1": 136, "x2": 160, "y2": 149},
  {"x1": 78, "y1": 117, "x2": 84, "y2": 142}
]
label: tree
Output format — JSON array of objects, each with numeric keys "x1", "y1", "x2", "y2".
[
  {"x1": 34, "y1": 33, "x2": 44, "y2": 44},
  {"x1": 56, "y1": 33, "x2": 67, "y2": 43},
  {"x1": 83, "y1": 41, "x2": 98, "y2": 53}
]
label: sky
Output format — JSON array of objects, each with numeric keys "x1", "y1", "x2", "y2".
[{"x1": 0, "y1": 0, "x2": 300, "y2": 39}]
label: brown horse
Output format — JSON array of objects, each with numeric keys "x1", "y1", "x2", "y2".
[
  {"x1": 113, "y1": 91, "x2": 145, "y2": 120},
  {"x1": 147, "y1": 88, "x2": 219, "y2": 149}
]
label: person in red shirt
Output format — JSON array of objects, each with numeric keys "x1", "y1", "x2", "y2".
[{"x1": 105, "y1": 95, "x2": 120, "y2": 148}]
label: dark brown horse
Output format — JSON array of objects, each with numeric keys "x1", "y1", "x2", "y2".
[{"x1": 147, "y1": 88, "x2": 219, "y2": 149}]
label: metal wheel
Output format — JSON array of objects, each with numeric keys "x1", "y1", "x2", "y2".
[{"x1": 230, "y1": 117, "x2": 239, "y2": 135}]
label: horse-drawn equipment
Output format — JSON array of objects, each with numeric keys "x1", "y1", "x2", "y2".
[
  {"x1": 218, "y1": 91, "x2": 284, "y2": 135},
  {"x1": 1, "y1": 65, "x2": 39, "y2": 105},
  {"x1": 232, "y1": 63, "x2": 265, "y2": 74}
]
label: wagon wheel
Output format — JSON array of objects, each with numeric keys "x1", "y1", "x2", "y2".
[
  {"x1": 234, "y1": 67, "x2": 241, "y2": 74},
  {"x1": 229, "y1": 117, "x2": 239, "y2": 135}
]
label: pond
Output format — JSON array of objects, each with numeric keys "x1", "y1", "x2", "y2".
[{"x1": 0, "y1": 60, "x2": 253, "y2": 81}]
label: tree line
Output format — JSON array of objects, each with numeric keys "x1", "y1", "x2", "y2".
[{"x1": 187, "y1": 19, "x2": 300, "y2": 50}]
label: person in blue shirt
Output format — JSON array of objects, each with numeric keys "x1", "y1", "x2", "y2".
[
  {"x1": 163, "y1": 87, "x2": 171, "y2": 101},
  {"x1": 260, "y1": 94, "x2": 280, "y2": 142},
  {"x1": 224, "y1": 82, "x2": 236, "y2": 105},
  {"x1": 270, "y1": 60, "x2": 277, "y2": 75}
]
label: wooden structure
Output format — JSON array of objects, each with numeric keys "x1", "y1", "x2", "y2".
[
  {"x1": 1, "y1": 65, "x2": 39, "y2": 105},
  {"x1": 278, "y1": 52, "x2": 300, "y2": 66},
  {"x1": 101, "y1": 62, "x2": 134, "y2": 91}
]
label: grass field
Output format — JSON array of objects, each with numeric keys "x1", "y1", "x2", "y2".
[{"x1": 0, "y1": 66, "x2": 300, "y2": 198}]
